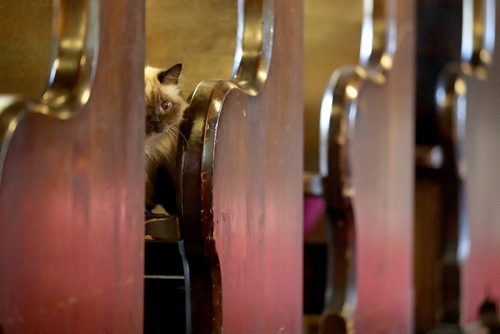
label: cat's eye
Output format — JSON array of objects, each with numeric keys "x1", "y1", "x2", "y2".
[{"x1": 160, "y1": 100, "x2": 173, "y2": 110}]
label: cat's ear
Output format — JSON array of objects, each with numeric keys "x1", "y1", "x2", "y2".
[{"x1": 158, "y1": 63, "x2": 182, "y2": 85}]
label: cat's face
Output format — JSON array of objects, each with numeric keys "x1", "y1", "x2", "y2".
[{"x1": 144, "y1": 64, "x2": 189, "y2": 136}]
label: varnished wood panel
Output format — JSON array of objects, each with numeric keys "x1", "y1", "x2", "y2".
[
  {"x1": 304, "y1": 0, "x2": 415, "y2": 332},
  {"x1": 211, "y1": 86, "x2": 303, "y2": 332},
  {"x1": 463, "y1": 1, "x2": 500, "y2": 322},
  {"x1": 415, "y1": 0, "x2": 499, "y2": 330},
  {"x1": 0, "y1": 1, "x2": 144, "y2": 332},
  {"x1": 147, "y1": 0, "x2": 302, "y2": 331},
  {"x1": 353, "y1": 2, "x2": 414, "y2": 330}
]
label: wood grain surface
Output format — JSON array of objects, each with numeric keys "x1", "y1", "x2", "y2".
[
  {"x1": 177, "y1": 0, "x2": 304, "y2": 332},
  {"x1": 463, "y1": 1, "x2": 500, "y2": 322},
  {"x1": 0, "y1": 1, "x2": 145, "y2": 332}
]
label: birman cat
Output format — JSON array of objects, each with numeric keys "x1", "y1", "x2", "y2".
[{"x1": 144, "y1": 64, "x2": 189, "y2": 215}]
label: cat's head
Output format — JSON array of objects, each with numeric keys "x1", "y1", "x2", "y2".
[{"x1": 144, "y1": 64, "x2": 189, "y2": 136}]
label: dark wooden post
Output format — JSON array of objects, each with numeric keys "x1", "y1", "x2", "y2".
[{"x1": 0, "y1": 0, "x2": 145, "y2": 332}]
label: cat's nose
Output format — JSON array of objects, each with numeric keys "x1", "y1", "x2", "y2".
[{"x1": 152, "y1": 114, "x2": 161, "y2": 123}]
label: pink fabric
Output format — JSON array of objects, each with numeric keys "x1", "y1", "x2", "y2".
[{"x1": 303, "y1": 195, "x2": 326, "y2": 233}]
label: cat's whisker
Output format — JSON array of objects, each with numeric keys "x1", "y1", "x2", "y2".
[
  {"x1": 171, "y1": 126, "x2": 188, "y2": 144},
  {"x1": 144, "y1": 64, "x2": 189, "y2": 215},
  {"x1": 165, "y1": 129, "x2": 176, "y2": 145}
]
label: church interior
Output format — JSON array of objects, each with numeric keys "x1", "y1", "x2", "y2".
[{"x1": 0, "y1": 0, "x2": 499, "y2": 333}]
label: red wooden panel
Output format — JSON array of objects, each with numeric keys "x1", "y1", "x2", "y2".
[
  {"x1": 309, "y1": 0, "x2": 415, "y2": 331},
  {"x1": 179, "y1": 0, "x2": 303, "y2": 332},
  {"x1": 213, "y1": 84, "x2": 303, "y2": 332},
  {"x1": 352, "y1": 2, "x2": 415, "y2": 331},
  {"x1": 463, "y1": 0, "x2": 500, "y2": 322},
  {"x1": 0, "y1": 0, "x2": 144, "y2": 332},
  {"x1": 414, "y1": 1, "x2": 499, "y2": 330}
]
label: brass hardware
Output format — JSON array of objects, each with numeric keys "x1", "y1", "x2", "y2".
[{"x1": 0, "y1": 0, "x2": 100, "y2": 181}]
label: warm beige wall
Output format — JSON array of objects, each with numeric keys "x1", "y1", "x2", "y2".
[
  {"x1": 304, "y1": 0, "x2": 362, "y2": 171},
  {"x1": 0, "y1": 1, "x2": 53, "y2": 99},
  {"x1": 146, "y1": 0, "x2": 237, "y2": 95}
]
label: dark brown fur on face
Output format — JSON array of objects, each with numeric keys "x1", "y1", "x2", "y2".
[
  {"x1": 145, "y1": 64, "x2": 187, "y2": 136},
  {"x1": 144, "y1": 64, "x2": 189, "y2": 213}
]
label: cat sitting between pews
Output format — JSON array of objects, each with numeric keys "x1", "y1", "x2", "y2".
[{"x1": 144, "y1": 64, "x2": 189, "y2": 216}]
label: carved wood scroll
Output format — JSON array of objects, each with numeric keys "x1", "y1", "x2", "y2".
[
  {"x1": 176, "y1": 0, "x2": 303, "y2": 332},
  {"x1": 0, "y1": 0, "x2": 99, "y2": 181},
  {"x1": 0, "y1": 0, "x2": 145, "y2": 332},
  {"x1": 434, "y1": 0, "x2": 496, "y2": 325},
  {"x1": 178, "y1": 1, "x2": 273, "y2": 328},
  {"x1": 320, "y1": 0, "x2": 397, "y2": 310},
  {"x1": 318, "y1": 0, "x2": 413, "y2": 332},
  {"x1": 318, "y1": 0, "x2": 396, "y2": 326}
]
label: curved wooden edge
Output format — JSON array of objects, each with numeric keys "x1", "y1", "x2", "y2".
[
  {"x1": 0, "y1": 0, "x2": 99, "y2": 182},
  {"x1": 461, "y1": 0, "x2": 496, "y2": 76},
  {"x1": 176, "y1": 1, "x2": 276, "y2": 330},
  {"x1": 434, "y1": 64, "x2": 469, "y2": 323},
  {"x1": 435, "y1": 64, "x2": 467, "y2": 182},
  {"x1": 320, "y1": 66, "x2": 365, "y2": 201},
  {"x1": 0, "y1": 98, "x2": 32, "y2": 180},
  {"x1": 318, "y1": 66, "x2": 364, "y2": 324},
  {"x1": 317, "y1": 0, "x2": 398, "y2": 328},
  {"x1": 431, "y1": 0, "x2": 496, "y2": 323},
  {"x1": 231, "y1": 0, "x2": 274, "y2": 95},
  {"x1": 179, "y1": 79, "x2": 240, "y2": 332},
  {"x1": 360, "y1": 0, "x2": 397, "y2": 82}
]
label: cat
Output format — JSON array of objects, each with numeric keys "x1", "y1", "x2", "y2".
[{"x1": 144, "y1": 63, "x2": 189, "y2": 215}]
